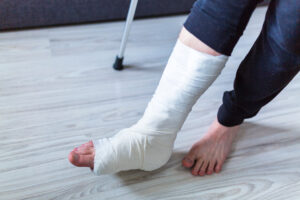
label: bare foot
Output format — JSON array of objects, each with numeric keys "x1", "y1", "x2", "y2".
[
  {"x1": 182, "y1": 119, "x2": 239, "y2": 176},
  {"x1": 68, "y1": 140, "x2": 95, "y2": 170}
]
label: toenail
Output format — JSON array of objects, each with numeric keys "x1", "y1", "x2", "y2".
[
  {"x1": 73, "y1": 153, "x2": 79, "y2": 161},
  {"x1": 199, "y1": 171, "x2": 205, "y2": 176}
]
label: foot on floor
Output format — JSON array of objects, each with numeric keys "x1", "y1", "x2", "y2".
[
  {"x1": 182, "y1": 119, "x2": 239, "y2": 176},
  {"x1": 68, "y1": 127, "x2": 176, "y2": 175}
]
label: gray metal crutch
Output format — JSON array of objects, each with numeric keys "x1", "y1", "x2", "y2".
[{"x1": 113, "y1": 0, "x2": 139, "y2": 70}]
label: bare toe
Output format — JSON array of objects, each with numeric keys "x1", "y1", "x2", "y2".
[
  {"x1": 215, "y1": 160, "x2": 223, "y2": 173},
  {"x1": 75, "y1": 146, "x2": 94, "y2": 155},
  {"x1": 68, "y1": 151, "x2": 94, "y2": 168},
  {"x1": 206, "y1": 161, "x2": 216, "y2": 175},
  {"x1": 83, "y1": 140, "x2": 94, "y2": 147},
  {"x1": 182, "y1": 156, "x2": 196, "y2": 168},
  {"x1": 191, "y1": 159, "x2": 203, "y2": 176},
  {"x1": 199, "y1": 160, "x2": 208, "y2": 176}
]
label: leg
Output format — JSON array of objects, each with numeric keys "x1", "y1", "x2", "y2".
[
  {"x1": 69, "y1": 31, "x2": 228, "y2": 174},
  {"x1": 184, "y1": 0, "x2": 300, "y2": 176},
  {"x1": 218, "y1": 0, "x2": 300, "y2": 126},
  {"x1": 179, "y1": 27, "x2": 221, "y2": 56},
  {"x1": 182, "y1": 0, "x2": 261, "y2": 175},
  {"x1": 69, "y1": 0, "x2": 262, "y2": 176}
]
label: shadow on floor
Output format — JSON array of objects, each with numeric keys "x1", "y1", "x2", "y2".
[{"x1": 113, "y1": 121, "x2": 291, "y2": 197}]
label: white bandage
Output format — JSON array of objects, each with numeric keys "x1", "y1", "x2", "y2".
[{"x1": 93, "y1": 40, "x2": 228, "y2": 175}]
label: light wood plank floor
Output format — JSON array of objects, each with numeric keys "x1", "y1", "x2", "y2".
[{"x1": 1, "y1": 6, "x2": 300, "y2": 200}]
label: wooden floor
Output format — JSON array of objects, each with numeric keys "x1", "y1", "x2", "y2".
[{"x1": 1, "y1": 6, "x2": 300, "y2": 200}]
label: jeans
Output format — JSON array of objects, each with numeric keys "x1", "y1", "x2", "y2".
[{"x1": 184, "y1": 0, "x2": 300, "y2": 126}]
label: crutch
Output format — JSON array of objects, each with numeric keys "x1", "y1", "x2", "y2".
[{"x1": 113, "y1": 0, "x2": 139, "y2": 70}]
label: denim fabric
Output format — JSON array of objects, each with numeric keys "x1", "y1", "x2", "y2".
[{"x1": 184, "y1": 0, "x2": 300, "y2": 126}]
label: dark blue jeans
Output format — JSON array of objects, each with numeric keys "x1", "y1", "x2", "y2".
[{"x1": 184, "y1": 0, "x2": 300, "y2": 126}]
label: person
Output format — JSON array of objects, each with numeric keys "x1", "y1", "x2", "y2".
[{"x1": 68, "y1": 0, "x2": 300, "y2": 176}]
